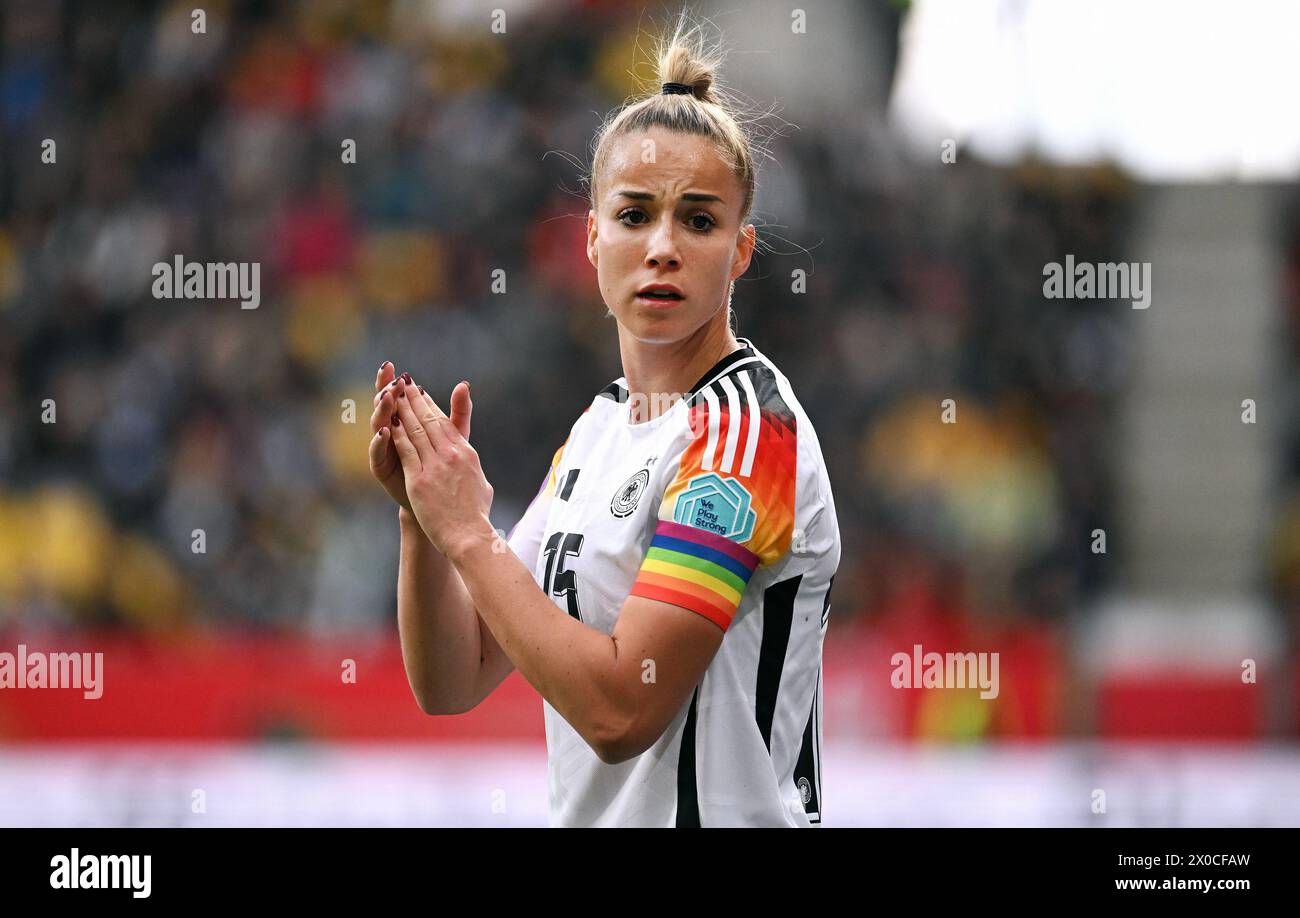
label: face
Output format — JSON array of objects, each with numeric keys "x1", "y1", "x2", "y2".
[{"x1": 587, "y1": 126, "x2": 756, "y2": 344}]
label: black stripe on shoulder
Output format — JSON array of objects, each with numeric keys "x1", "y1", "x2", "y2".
[
  {"x1": 685, "y1": 379, "x2": 728, "y2": 414},
  {"x1": 693, "y1": 363, "x2": 798, "y2": 445},
  {"x1": 596, "y1": 381, "x2": 628, "y2": 403},
  {"x1": 685, "y1": 366, "x2": 798, "y2": 439},
  {"x1": 739, "y1": 364, "x2": 797, "y2": 438},
  {"x1": 685, "y1": 340, "x2": 757, "y2": 396}
]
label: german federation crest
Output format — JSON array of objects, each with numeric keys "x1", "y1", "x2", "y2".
[
  {"x1": 611, "y1": 468, "x2": 650, "y2": 518},
  {"x1": 672, "y1": 473, "x2": 756, "y2": 543}
]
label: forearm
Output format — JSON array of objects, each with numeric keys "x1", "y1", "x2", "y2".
[
  {"x1": 448, "y1": 516, "x2": 631, "y2": 750},
  {"x1": 396, "y1": 506, "x2": 483, "y2": 713}
]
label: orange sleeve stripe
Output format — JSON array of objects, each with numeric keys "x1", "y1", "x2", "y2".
[
  {"x1": 662, "y1": 399, "x2": 798, "y2": 567},
  {"x1": 629, "y1": 581, "x2": 734, "y2": 631},
  {"x1": 634, "y1": 569, "x2": 736, "y2": 608}
]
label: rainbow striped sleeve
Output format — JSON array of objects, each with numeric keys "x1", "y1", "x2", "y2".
[
  {"x1": 630, "y1": 521, "x2": 761, "y2": 631},
  {"x1": 629, "y1": 372, "x2": 797, "y2": 630}
]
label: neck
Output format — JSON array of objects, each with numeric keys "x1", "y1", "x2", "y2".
[{"x1": 618, "y1": 312, "x2": 741, "y2": 424}]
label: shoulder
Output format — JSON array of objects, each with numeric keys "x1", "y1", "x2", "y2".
[
  {"x1": 657, "y1": 341, "x2": 806, "y2": 568},
  {"x1": 679, "y1": 342, "x2": 799, "y2": 478},
  {"x1": 545, "y1": 386, "x2": 614, "y2": 492},
  {"x1": 547, "y1": 374, "x2": 626, "y2": 471},
  {"x1": 593, "y1": 379, "x2": 629, "y2": 405},
  {"x1": 567, "y1": 376, "x2": 628, "y2": 430}
]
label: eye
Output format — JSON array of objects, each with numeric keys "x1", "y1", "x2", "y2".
[{"x1": 616, "y1": 208, "x2": 717, "y2": 233}]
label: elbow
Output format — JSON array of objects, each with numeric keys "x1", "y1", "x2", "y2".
[
  {"x1": 587, "y1": 707, "x2": 650, "y2": 766},
  {"x1": 414, "y1": 693, "x2": 443, "y2": 716},
  {"x1": 411, "y1": 684, "x2": 475, "y2": 717},
  {"x1": 592, "y1": 739, "x2": 632, "y2": 766},
  {"x1": 412, "y1": 689, "x2": 444, "y2": 716},
  {"x1": 592, "y1": 738, "x2": 639, "y2": 767},
  {"x1": 417, "y1": 695, "x2": 472, "y2": 717}
]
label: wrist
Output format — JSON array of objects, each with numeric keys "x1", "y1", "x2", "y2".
[
  {"x1": 446, "y1": 513, "x2": 500, "y2": 567},
  {"x1": 398, "y1": 505, "x2": 424, "y2": 534}
]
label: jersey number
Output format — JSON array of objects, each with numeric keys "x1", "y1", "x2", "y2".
[{"x1": 542, "y1": 531, "x2": 584, "y2": 620}]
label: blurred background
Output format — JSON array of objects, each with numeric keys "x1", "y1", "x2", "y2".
[{"x1": 2, "y1": 0, "x2": 1299, "y2": 826}]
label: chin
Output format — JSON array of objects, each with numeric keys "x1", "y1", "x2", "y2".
[{"x1": 621, "y1": 310, "x2": 696, "y2": 344}]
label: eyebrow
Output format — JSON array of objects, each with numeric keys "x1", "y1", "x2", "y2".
[{"x1": 613, "y1": 190, "x2": 725, "y2": 204}]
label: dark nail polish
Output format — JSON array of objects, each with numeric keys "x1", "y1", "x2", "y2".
[
  {"x1": 402, "y1": 373, "x2": 413, "y2": 385},
  {"x1": 418, "y1": 386, "x2": 425, "y2": 395},
  {"x1": 391, "y1": 415, "x2": 400, "y2": 427}
]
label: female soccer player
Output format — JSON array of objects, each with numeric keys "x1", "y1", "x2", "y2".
[{"x1": 368, "y1": 18, "x2": 840, "y2": 827}]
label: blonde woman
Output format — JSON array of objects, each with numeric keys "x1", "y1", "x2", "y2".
[{"x1": 369, "y1": 16, "x2": 840, "y2": 827}]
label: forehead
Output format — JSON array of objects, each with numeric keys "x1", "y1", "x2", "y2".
[{"x1": 600, "y1": 127, "x2": 736, "y2": 198}]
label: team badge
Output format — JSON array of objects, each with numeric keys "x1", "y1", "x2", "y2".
[
  {"x1": 610, "y1": 468, "x2": 650, "y2": 518},
  {"x1": 672, "y1": 473, "x2": 756, "y2": 542}
]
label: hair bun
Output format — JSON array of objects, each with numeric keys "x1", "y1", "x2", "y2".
[
  {"x1": 657, "y1": 40, "x2": 717, "y2": 104},
  {"x1": 587, "y1": 10, "x2": 780, "y2": 227}
]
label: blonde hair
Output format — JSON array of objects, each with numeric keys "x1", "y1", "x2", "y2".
[{"x1": 586, "y1": 11, "x2": 770, "y2": 226}]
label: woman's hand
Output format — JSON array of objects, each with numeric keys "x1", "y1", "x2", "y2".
[
  {"x1": 368, "y1": 362, "x2": 473, "y2": 515},
  {"x1": 387, "y1": 375, "x2": 495, "y2": 558}
]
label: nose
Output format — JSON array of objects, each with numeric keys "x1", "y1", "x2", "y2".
[{"x1": 644, "y1": 215, "x2": 681, "y2": 269}]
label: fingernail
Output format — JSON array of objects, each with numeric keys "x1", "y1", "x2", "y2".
[
  {"x1": 402, "y1": 373, "x2": 413, "y2": 385},
  {"x1": 464, "y1": 380, "x2": 470, "y2": 394},
  {"x1": 418, "y1": 385, "x2": 425, "y2": 395},
  {"x1": 392, "y1": 415, "x2": 400, "y2": 427}
]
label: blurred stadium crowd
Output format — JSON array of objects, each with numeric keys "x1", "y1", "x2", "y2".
[{"x1": 0, "y1": 1, "x2": 1138, "y2": 640}]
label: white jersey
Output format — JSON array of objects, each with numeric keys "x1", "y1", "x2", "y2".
[{"x1": 506, "y1": 337, "x2": 840, "y2": 827}]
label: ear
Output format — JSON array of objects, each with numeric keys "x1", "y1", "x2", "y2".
[
  {"x1": 586, "y1": 209, "x2": 599, "y2": 270},
  {"x1": 730, "y1": 222, "x2": 756, "y2": 281}
]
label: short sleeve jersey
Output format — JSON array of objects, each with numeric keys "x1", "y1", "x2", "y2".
[{"x1": 506, "y1": 337, "x2": 840, "y2": 827}]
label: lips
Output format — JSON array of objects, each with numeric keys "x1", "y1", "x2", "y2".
[{"x1": 636, "y1": 284, "x2": 684, "y2": 303}]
